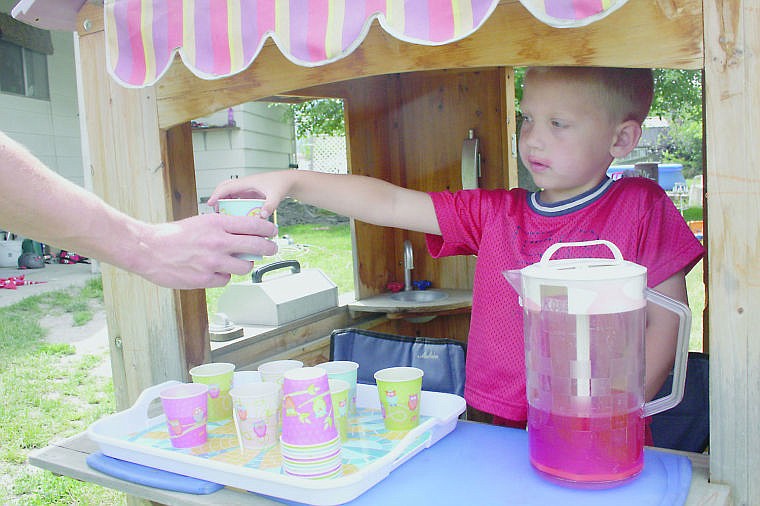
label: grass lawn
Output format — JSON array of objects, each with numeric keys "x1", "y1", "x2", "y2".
[{"x1": 0, "y1": 278, "x2": 125, "y2": 506}]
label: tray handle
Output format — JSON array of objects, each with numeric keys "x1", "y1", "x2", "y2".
[{"x1": 132, "y1": 380, "x2": 182, "y2": 419}]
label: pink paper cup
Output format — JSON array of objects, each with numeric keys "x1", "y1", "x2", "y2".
[
  {"x1": 374, "y1": 367, "x2": 424, "y2": 431},
  {"x1": 230, "y1": 382, "x2": 280, "y2": 451},
  {"x1": 281, "y1": 367, "x2": 338, "y2": 446},
  {"x1": 160, "y1": 382, "x2": 209, "y2": 448},
  {"x1": 189, "y1": 362, "x2": 235, "y2": 422}
]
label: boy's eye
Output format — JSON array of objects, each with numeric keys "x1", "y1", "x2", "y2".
[{"x1": 551, "y1": 120, "x2": 565, "y2": 128}]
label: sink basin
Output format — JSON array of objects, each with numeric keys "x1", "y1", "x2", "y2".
[{"x1": 390, "y1": 290, "x2": 449, "y2": 303}]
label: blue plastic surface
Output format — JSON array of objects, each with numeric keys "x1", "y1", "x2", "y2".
[
  {"x1": 86, "y1": 453, "x2": 224, "y2": 495},
  {"x1": 278, "y1": 422, "x2": 692, "y2": 506}
]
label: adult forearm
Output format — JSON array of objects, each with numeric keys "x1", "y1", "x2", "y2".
[{"x1": 0, "y1": 131, "x2": 140, "y2": 263}]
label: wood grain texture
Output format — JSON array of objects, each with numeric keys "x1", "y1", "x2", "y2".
[{"x1": 704, "y1": 0, "x2": 759, "y2": 504}]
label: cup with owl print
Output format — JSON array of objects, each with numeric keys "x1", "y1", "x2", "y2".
[
  {"x1": 316, "y1": 360, "x2": 359, "y2": 415},
  {"x1": 159, "y1": 382, "x2": 209, "y2": 448},
  {"x1": 189, "y1": 362, "x2": 235, "y2": 422},
  {"x1": 374, "y1": 367, "x2": 424, "y2": 431},
  {"x1": 230, "y1": 381, "x2": 280, "y2": 452},
  {"x1": 280, "y1": 367, "x2": 338, "y2": 446},
  {"x1": 328, "y1": 379, "x2": 351, "y2": 442},
  {"x1": 217, "y1": 198, "x2": 266, "y2": 260}
]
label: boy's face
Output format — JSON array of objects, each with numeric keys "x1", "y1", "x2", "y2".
[{"x1": 518, "y1": 71, "x2": 621, "y2": 203}]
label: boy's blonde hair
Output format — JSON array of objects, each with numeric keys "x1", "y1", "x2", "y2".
[{"x1": 525, "y1": 67, "x2": 654, "y2": 125}]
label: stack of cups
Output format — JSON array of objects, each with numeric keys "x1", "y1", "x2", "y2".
[
  {"x1": 189, "y1": 362, "x2": 236, "y2": 422},
  {"x1": 280, "y1": 367, "x2": 342, "y2": 479},
  {"x1": 159, "y1": 383, "x2": 209, "y2": 448}
]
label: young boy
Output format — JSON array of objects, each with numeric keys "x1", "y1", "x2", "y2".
[{"x1": 208, "y1": 67, "x2": 704, "y2": 429}]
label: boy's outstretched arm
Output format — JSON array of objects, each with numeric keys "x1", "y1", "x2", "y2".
[
  {"x1": 644, "y1": 271, "x2": 690, "y2": 401},
  {"x1": 208, "y1": 170, "x2": 442, "y2": 235}
]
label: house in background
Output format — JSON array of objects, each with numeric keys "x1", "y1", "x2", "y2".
[
  {"x1": 0, "y1": 1, "x2": 84, "y2": 187},
  {"x1": 192, "y1": 103, "x2": 297, "y2": 214},
  {"x1": 1, "y1": 1, "x2": 296, "y2": 228}
]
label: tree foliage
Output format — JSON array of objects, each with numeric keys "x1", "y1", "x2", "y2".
[{"x1": 287, "y1": 98, "x2": 345, "y2": 139}]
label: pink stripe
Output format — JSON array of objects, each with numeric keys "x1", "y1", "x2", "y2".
[
  {"x1": 428, "y1": 0, "x2": 454, "y2": 42},
  {"x1": 126, "y1": 0, "x2": 146, "y2": 85},
  {"x1": 209, "y1": 1, "x2": 231, "y2": 75},
  {"x1": 365, "y1": 0, "x2": 386, "y2": 15},
  {"x1": 257, "y1": 0, "x2": 274, "y2": 36},
  {"x1": 166, "y1": 0, "x2": 182, "y2": 49},
  {"x1": 574, "y1": 0, "x2": 603, "y2": 18},
  {"x1": 307, "y1": 0, "x2": 328, "y2": 61}
]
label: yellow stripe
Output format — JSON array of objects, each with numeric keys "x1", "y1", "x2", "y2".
[
  {"x1": 228, "y1": 0, "x2": 243, "y2": 71},
  {"x1": 275, "y1": 0, "x2": 290, "y2": 53},
  {"x1": 141, "y1": 1, "x2": 155, "y2": 83},
  {"x1": 325, "y1": 0, "x2": 345, "y2": 58},
  {"x1": 386, "y1": 0, "x2": 404, "y2": 33},
  {"x1": 182, "y1": 0, "x2": 196, "y2": 66},
  {"x1": 452, "y1": 0, "x2": 473, "y2": 38}
]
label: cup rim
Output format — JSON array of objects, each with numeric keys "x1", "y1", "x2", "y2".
[
  {"x1": 189, "y1": 362, "x2": 235, "y2": 378},
  {"x1": 230, "y1": 381, "x2": 279, "y2": 399},
  {"x1": 316, "y1": 361, "x2": 359, "y2": 374},
  {"x1": 328, "y1": 378, "x2": 350, "y2": 393},
  {"x1": 217, "y1": 198, "x2": 265, "y2": 203},
  {"x1": 373, "y1": 366, "x2": 424, "y2": 383},
  {"x1": 258, "y1": 359, "x2": 304, "y2": 375},
  {"x1": 160, "y1": 382, "x2": 208, "y2": 400},
  {"x1": 283, "y1": 366, "x2": 327, "y2": 382}
]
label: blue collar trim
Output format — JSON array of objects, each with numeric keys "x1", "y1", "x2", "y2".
[{"x1": 528, "y1": 177, "x2": 613, "y2": 216}]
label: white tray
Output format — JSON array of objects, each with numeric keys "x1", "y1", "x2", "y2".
[{"x1": 87, "y1": 373, "x2": 465, "y2": 505}]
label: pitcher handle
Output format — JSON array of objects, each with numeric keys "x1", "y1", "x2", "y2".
[
  {"x1": 642, "y1": 288, "x2": 692, "y2": 417},
  {"x1": 540, "y1": 239, "x2": 624, "y2": 264}
]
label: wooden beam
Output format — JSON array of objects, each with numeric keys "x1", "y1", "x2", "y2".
[
  {"x1": 155, "y1": 0, "x2": 703, "y2": 128},
  {"x1": 704, "y1": 0, "x2": 760, "y2": 503}
]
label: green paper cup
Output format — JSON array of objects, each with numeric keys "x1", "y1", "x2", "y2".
[
  {"x1": 328, "y1": 379, "x2": 350, "y2": 442},
  {"x1": 189, "y1": 362, "x2": 235, "y2": 422},
  {"x1": 217, "y1": 198, "x2": 266, "y2": 260},
  {"x1": 316, "y1": 361, "x2": 359, "y2": 415},
  {"x1": 374, "y1": 367, "x2": 424, "y2": 431}
]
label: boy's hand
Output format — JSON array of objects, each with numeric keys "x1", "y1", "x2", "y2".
[{"x1": 208, "y1": 172, "x2": 291, "y2": 220}]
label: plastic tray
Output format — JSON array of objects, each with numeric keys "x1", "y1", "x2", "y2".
[{"x1": 87, "y1": 373, "x2": 466, "y2": 505}]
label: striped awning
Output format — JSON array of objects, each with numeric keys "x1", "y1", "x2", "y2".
[{"x1": 105, "y1": 0, "x2": 629, "y2": 88}]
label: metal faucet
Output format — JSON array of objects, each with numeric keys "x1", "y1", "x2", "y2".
[{"x1": 403, "y1": 240, "x2": 414, "y2": 291}]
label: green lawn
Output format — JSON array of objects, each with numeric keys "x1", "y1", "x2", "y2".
[{"x1": 0, "y1": 279, "x2": 125, "y2": 505}]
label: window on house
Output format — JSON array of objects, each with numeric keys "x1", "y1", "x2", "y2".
[{"x1": 0, "y1": 39, "x2": 50, "y2": 100}]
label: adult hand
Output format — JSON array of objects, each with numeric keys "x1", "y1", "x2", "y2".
[{"x1": 127, "y1": 213, "x2": 278, "y2": 289}]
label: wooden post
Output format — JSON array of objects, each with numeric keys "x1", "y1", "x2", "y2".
[
  {"x1": 704, "y1": 0, "x2": 760, "y2": 503},
  {"x1": 75, "y1": 5, "x2": 205, "y2": 412}
]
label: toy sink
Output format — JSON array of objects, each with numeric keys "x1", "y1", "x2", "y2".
[{"x1": 217, "y1": 260, "x2": 338, "y2": 326}]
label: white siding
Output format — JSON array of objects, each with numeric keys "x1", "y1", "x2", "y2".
[
  {"x1": 0, "y1": 6, "x2": 84, "y2": 186},
  {"x1": 192, "y1": 102, "x2": 296, "y2": 202}
]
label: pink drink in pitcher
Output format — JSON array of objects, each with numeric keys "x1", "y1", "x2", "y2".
[
  {"x1": 506, "y1": 240, "x2": 692, "y2": 488},
  {"x1": 528, "y1": 406, "x2": 645, "y2": 486}
]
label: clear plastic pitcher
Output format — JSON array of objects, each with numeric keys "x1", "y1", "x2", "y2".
[{"x1": 504, "y1": 240, "x2": 691, "y2": 487}]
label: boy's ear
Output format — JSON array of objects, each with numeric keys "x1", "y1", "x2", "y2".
[{"x1": 609, "y1": 120, "x2": 643, "y2": 159}]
